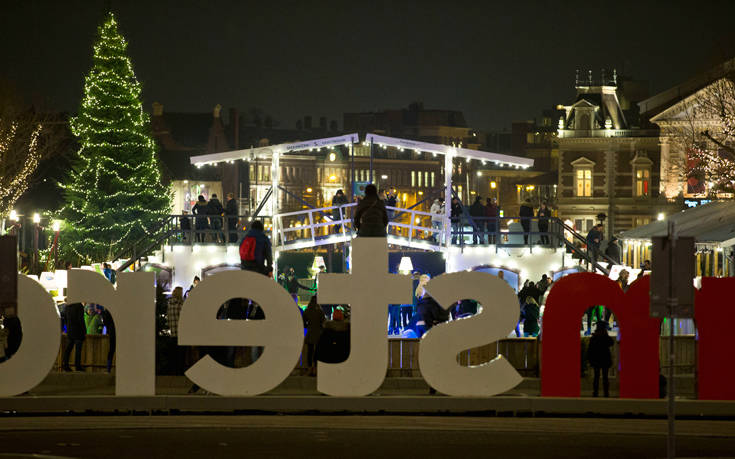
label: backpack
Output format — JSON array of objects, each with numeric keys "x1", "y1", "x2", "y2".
[
  {"x1": 359, "y1": 201, "x2": 385, "y2": 231},
  {"x1": 240, "y1": 236, "x2": 257, "y2": 261}
]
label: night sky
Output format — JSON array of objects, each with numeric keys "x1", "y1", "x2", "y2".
[{"x1": 3, "y1": 0, "x2": 735, "y2": 132}]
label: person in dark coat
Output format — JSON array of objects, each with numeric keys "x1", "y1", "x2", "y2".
[
  {"x1": 522, "y1": 297, "x2": 540, "y2": 337},
  {"x1": 331, "y1": 190, "x2": 349, "y2": 234},
  {"x1": 239, "y1": 220, "x2": 273, "y2": 275},
  {"x1": 180, "y1": 210, "x2": 192, "y2": 243},
  {"x1": 100, "y1": 307, "x2": 116, "y2": 372},
  {"x1": 353, "y1": 184, "x2": 388, "y2": 237},
  {"x1": 207, "y1": 193, "x2": 225, "y2": 243},
  {"x1": 303, "y1": 296, "x2": 326, "y2": 376},
  {"x1": 469, "y1": 196, "x2": 486, "y2": 245},
  {"x1": 519, "y1": 198, "x2": 534, "y2": 244},
  {"x1": 537, "y1": 201, "x2": 552, "y2": 245},
  {"x1": 283, "y1": 267, "x2": 314, "y2": 303},
  {"x1": 450, "y1": 197, "x2": 463, "y2": 244},
  {"x1": 415, "y1": 275, "x2": 449, "y2": 337},
  {"x1": 587, "y1": 322, "x2": 614, "y2": 397},
  {"x1": 605, "y1": 236, "x2": 621, "y2": 264},
  {"x1": 586, "y1": 224, "x2": 603, "y2": 262},
  {"x1": 192, "y1": 195, "x2": 209, "y2": 242},
  {"x1": 225, "y1": 192, "x2": 239, "y2": 243},
  {"x1": 62, "y1": 302, "x2": 86, "y2": 371},
  {"x1": 485, "y1": 197, "x2": 499, "y2": 244},
  {"x1": 1, "y1": 306, "x2": 21, "y2": 360}
]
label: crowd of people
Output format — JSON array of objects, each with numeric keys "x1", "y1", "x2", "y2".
[
  {"x1": 26, "y1": 182, "x2": 629, "y2": 398},
  {"x1": 57, "y1": 264, "x2": 117, "y2": 372},
  {"x1": 182, "y1": 192, "x2": 239, "y2": 243}
]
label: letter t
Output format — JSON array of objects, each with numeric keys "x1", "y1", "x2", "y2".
[{"x1": 316, "y1": 238, "x2": 412, "y2": 396}]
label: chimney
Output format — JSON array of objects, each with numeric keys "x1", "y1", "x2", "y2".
[
  {"x1": 152, "y1": 102, "x2": 163, "y2": 116},
  {"x1": 329, "y1": 120, "x2": 338, "y2": 132},
  {"x1": 229, "y1": 108, "x2": 240, "y2": 149},
  {"x1": 296, "y1": 119, "x2": 303, "y2": 130},
  {"x1": 319, "y1": 116, "x2": 327, "y2": 130},
  {"x1": 304, "y1": 116, "x2": 312, "y2": 130}
]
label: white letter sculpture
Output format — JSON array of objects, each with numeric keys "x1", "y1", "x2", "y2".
[
  {"x1": 0, "y1": 275, "x2": 60, "y2": 396},
  {"x1": 418, "y1": 271, "x2": 522, "y2": 396},
  {"x1": 317, "y1": 238, "x2": 412, "y2": 396},
  {"x1": 67, "y1": 269, "x2": 155, "y2": 396},
  {"x1": 177, "y1": 270, "x2": 303, "y2": 396}
]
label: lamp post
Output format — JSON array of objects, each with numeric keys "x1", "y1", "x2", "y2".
[{"x1": 32, "y1": 213, "x2": 40, "y2": 275}]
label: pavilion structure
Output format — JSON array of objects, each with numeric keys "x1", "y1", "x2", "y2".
[{"x1": 175, "y1": 134, "x2": 586, "y2": 289}]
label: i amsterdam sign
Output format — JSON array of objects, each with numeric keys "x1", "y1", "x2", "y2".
[{"x1": 0, "y1": 238, "x2": 733, "y2": 400}]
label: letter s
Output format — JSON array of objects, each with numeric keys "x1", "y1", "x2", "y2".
[{"x1": 418, "y1": 272, "x2": 522, "y2": 396}]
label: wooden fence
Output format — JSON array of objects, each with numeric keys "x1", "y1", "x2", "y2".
[{"x1": 54, "y1": 334, "x2": 697, "y2": 378}]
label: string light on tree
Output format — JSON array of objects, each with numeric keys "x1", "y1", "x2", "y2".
[{"x1": 57, "y1": 12, "x2": 171, "y2": 262}]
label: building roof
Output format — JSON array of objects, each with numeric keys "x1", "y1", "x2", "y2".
[
  {"x1": 638, "y1": 57, "x2": 735, "y2": 120},
  {"x1": 619, "y1": 201, "x2": 735, "y2": 247}
]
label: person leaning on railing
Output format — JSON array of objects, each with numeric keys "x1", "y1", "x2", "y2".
[
  {"x1": 485, "y1": 197, "x2": 499, "y2": 244},
  {"x1": 353, "y1": 184, "x2": 388, "y2": 237},
  {"x1": 331, "y1": 190, "x2": 348, "y2": 234},
  {"x1": 225, "y1": 193, "x2": 239, "y2": 243}
]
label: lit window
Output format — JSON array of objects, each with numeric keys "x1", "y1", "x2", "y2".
[
  {"x1": 635, "y1": 168, "x2": 650, "y2": 197},
  {"x1": 424, "y1": 171, "x2": 429, "y2": 188},
  {"x1": 431, "y1": 172, "x2": 435, "y2": 187},
  {"x1": 418, "y1": 171, "x2": 423, "y2": 187},
  {"x1": 575, "y1": 168, "x2": 592, "y2": 197},
  {"x1": 411, "y1": 171, "x2": 415, "y2": 187}
]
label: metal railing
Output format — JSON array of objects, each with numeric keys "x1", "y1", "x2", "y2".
[{"x1": 112, "y1": 206, "x2": 620, "y2": 276}]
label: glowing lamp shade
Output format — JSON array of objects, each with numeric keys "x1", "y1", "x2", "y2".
[
  {"x1": 398, "y1": 256, "x2": 413, "y2": 273},
  {"x1": 657, "y1": 213, "x2": 665, "y2": 221},
  {"x1": 490, "y1": 181, "x2": 497, "y2": 189},
  {"x1": 52, "y1": 220, "x2": 61, "y2": 232},
  {"x1": 9, "y1": 210, "x2": 18, "y2": 221},
  {"x1": 329, "y1": 152, "x2": 336, "y2": 162},
  {"x1": 32, "y1": 213, "x2": 40, "y2": 224},
  {"x1": 312, "y1": 256, "x2": 326, "y2": 272}
]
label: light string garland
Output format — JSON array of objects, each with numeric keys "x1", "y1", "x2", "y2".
[{"x1": 56, "y1": 12, "x2": 172, "y2": 263}]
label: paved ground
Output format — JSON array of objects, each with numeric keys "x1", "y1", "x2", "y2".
[{"x1": 0, "y1": 416, "x2": 734, "y2": 458}]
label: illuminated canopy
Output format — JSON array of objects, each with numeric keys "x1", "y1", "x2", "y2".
[{"x1": 189, "y1": 133, "x2": 534, "y2": 169}]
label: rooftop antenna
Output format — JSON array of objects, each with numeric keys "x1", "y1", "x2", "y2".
[
  {"x1": 575, "y1": 69, "x2": 579, "y2": 86},
  {"x1": 613, "y1": 68, "x2": 618, "y2": 85},
  {"x1": 588, "y1": 70, "x2": 593, "y2": 85}
]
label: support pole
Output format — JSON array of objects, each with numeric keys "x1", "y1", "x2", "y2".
[
  {"x1": 350, "y1": 142, "x2": 355, "y2": 201},
  {"x1": 444, "y1": 151, "x2": 453, "y2": 249},
  {"x1": 667, "y1": 220, "x2": 676, "y2": 459},
  {"x1": 369, "y1": 140, "x2": 374, "y2": 184},
  {"x1": 271, "y1": 149, "x2": 280, "y2": 276}
]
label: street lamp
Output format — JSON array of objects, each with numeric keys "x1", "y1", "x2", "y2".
[
  {"x1": 9, "y1": 210, "x2": 18, "y2": 222},
  {"x1": 32, "y1": 213, "x2": 40, "y2": 274}
]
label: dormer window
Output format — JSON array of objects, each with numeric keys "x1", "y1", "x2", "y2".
[
  {"x1": 631, "y1": 153, "x2": 654, "y2": 198},
  {"x1": 571, "y1": 157, "x2": 595, "y2": 197}
]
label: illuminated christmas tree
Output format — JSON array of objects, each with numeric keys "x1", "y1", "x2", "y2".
[{"x1": 59, "y1": 13, "x2": 171, "y2": 262}]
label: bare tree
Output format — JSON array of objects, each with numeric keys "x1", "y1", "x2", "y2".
[
  {"x1": 663, "y1": 76, "x2": 735, "y2": 196},
  {"x1": 0, "y1": 86, "x2": 65, "y2": 220}
]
